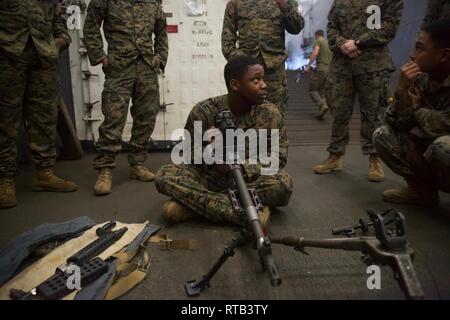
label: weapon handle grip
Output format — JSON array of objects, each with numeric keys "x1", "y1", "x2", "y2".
[
  {"x1": 395, "y1": 255, "x2": 424, "y2": 300},
  {"x1": 332, "y1": 226, "x2": 352, "y2": 235},
  {"x1": 263, "y1": 254, "x2": 282, "y2": 287}
]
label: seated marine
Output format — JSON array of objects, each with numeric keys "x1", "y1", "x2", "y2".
[
  {"x1": 155, "y1": 55, "x2": 293, "y2": 226},
  {"x1": 373, "y1": 19, "x2": 450, "y2": 206}
]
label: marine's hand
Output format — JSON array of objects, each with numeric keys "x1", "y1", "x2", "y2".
[
  {"x1": 213, "y1": 162, "x2": 231, "y2": 175},
  {"x1": 340, "y1": 40, "x2": 358, "y2": 55},
  {"x1": 397, "y1": 62, "x2": 423, "y2": 96},
  {"x1": 101, "y1": 56, "x2": 110, "y2": 66},
  {"x1": 55, "y1": 38, "x2": 69, "y2": 53},
  {"x1": 348, "y1": 49, "x2": 362, "y2": 59}
]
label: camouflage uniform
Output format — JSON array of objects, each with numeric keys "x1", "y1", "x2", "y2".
[
  {"x1": 83, "y1": 0, "x2": 168, "y2": 170},
  {"x1": 421, "y1": 0, "x2": 450, "y2": 29},
  {"x1": 309, "y1": 37, "x2": 332, "y2": 113},
  {"x1": 326, "y1": 0, "x2": 403, "y2": 156},
  {"x1": 221, "y1": 0, "x2": 304, "y2": 116},
  {"x1": 309, "y1": 71, "x2": 329, "y2": 108},
  {"x1": 0, "y1": 0, "x2": 70, "y2": 178},
  {"x1": 373, "y1": 75, "x2": 450, "y2": 192},
  {"x1": 155, "y1": 95, "x2": 293, "y2": 226}
]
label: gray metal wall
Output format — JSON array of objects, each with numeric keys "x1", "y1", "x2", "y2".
[{"x1": 388, "y1": 0, "x2": 428, "y2": 86}]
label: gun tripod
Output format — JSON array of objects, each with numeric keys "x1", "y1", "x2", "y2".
[
  {"x1": 185, "y1": 229, "x2": 251, "y2": 297},
  {"x1": 185, "y1": 170, "x2": 281, "y2": 297},
  {"x1": 185, "y1": 110, "x2": 281, "y2": 297},
  {"x1": 271, "y1": 209, "x2": 425, "y2": 300}
]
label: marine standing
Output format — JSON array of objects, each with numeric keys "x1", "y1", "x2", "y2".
[
  {"x1": 221, "y1": 0, "x2": 304, "y2": 116},
  {"x1": 83, "y1": 0, "x2": 169, "y2": 196}
]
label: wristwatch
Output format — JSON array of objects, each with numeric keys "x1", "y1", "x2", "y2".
[{"x1": 355, "y1": 39, "x2": 361, "y2": 48}]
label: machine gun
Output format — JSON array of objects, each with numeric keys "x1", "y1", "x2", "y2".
[
  {"x1": 10, "y1": 221, "x2": 128, "y2": 300},
  {"x1": 185, "y1": 110, "x2": 281, "y2": 297},
  {"x1": 271, "y1": 209, "x2": 424, "y2": 300},
  {"x1": 331, "y1": 208, "x2": 398, "y2": 237}
]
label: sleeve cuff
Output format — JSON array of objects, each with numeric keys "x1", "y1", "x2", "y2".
[
  {"x1": 414, "y1": 108, "x2": 431, "y2": 124},
  {"x1": 155, "y1": 55, "x2": 167, "y2": 71},
  {"x1": 89, "y1": 50, "x2": 107, "y2": 66},
  {"x1": 393, "y1": 91, "x2": 413, "y2": 113},
  {"x1": 281, "y1": 0, "x2": 298, "y2": 16},
  {"x1": 334, "y1": 37, "x2": 347, "y2": 51},
  {"x1": 357, "y1": 33, "x2": 371, "y2": 48},
  {"x1": 55, "y1": 33, "x2": 71, "y2": 46},
  {"x1": 281, "y1": 2, "x2": 292, "y2": 15}
]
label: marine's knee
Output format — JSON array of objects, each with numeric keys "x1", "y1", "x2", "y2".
[
  {"x1": 276, "y1": 171, "x2": 293, "y2": 206},
  {"x1": 426, "y1": 136, "x2": 450, "y2": 166},
  {"x1": 154, "y1": 164, "x2": 178, "y2": 192},
  {"x1": 372, "y1": 125, "x2": 393, "y2": 149}
]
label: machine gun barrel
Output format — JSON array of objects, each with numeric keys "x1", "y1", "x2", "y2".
[
  {"x1": 271, "y1": 235, "x2": 424, "y2": 300},
  {"x1": 231, "y1": 166, "x2": 263, "y2": 237},
  {"x1": 271, "y1": 236, "x2": 367, "y2": 252},
  {"x1": 230, "y1": 165, "x2": 281, "y2": 286},
  {"x1": 214, "y1": 110, "x2": 281, "y2": 286}
]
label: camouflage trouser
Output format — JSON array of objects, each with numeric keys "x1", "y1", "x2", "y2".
[
  {"x1": 327, "y1": 71, "x2": 387, "y2": 156},
  {"x1": 379, "y1": 73, "x2": 391, "y2": 111},
  {"x1": 309, "y1": 70, "x2": 329, "y2": 111},
  {"x1": 264, "y1": 64, "x2": 288, "y2": 117},
  {"x1": 94, "y1": 57, "x2": 160, "y2": 170},
  {"x1": 155, "y1": 164, "x2": 293, "y2": 226},
  {"x1": 373, "y1": 125, "x2": 450, "y2": 192},
  {"x1": 0, "y1": 39, "x2": 59, "y2": 178}
]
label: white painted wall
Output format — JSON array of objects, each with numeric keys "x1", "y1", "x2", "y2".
[
  {"x1": 69, "y1": 0, "x2": 230, "y2": 143},
  {"x1": 69, "y1": 0, "x2": 331, "y2": 143},
  {"x1": 153, "y1": 0, "x2": 230, "y2": 142}
]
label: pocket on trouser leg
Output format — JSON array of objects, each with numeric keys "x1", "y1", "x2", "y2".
[{"x1": 309, "y1": 73, "x2": 320, "y2": 92}]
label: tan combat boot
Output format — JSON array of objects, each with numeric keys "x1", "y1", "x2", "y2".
[
  {"x1": 0, "y1": 178, "x2": 17, "y2": 209},
  {"x1": 162, "y1": 200, "x2": 196, "y2": 224},
  {"x1": 383, "y1": 180, "x2": 439, "y2": 206},
  {"x1": 130, "y1": 165, "x2": 155, "y2": 182},
  {"x1": 368, "y1": 155, "x2": 385, "y2": 182},
  {"x1": 313, "y1": 153, "x2": 343, "y2": 174},
  {"x1": 94, "y1": 169, "x2": 112, "y2": 196},
  {"x1": 32, "y1": 169, "x2": 77, "y2": 192}
]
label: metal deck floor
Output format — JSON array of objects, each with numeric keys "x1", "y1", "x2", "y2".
[
  {"x1": 1, "y1": 149, "x2": 449, "y2": 300},
  {"x1": 285, "y1": 71, "x2": 361, "y2": 147},
  {"x1": 1, "y1": 73, "x2": 449, "y2": 300}
]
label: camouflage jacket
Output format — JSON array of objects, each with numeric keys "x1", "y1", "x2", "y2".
[
  {"x1": 221, "y1": 0, "x2": 304, "y2": 70},
  {"x1": 327, "y1": 0, "x2": 403, "y2": 75},
  {"x1": 83, "y1": 0, "x2": 168, "y2": 72},
  {"x1": 386, "y1": 74, "x2": 450, "y2": 140},
  {"x1": 421, "y1": 0, "x2": 450, "y2": 29},
  {"x1": 0, "y1": 0, "x2": 70, "y2": 65},
  {"x1": 184, "y1": 95, "x2": 289, "y2": 180}
]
